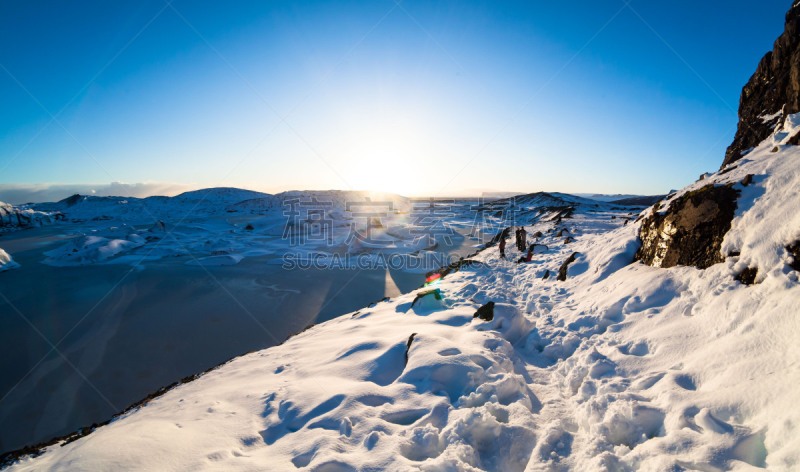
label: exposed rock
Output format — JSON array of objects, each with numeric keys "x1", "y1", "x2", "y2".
[
  {"x1": 424, "y1": 258, "x2": 483, "y2": 283},
  {"x1": 404, "y1": 333, "x2": 417, "y2": 365},
  {"x1": 635, "y1": 184, "x2": 740, "y2": 269},
  {"x1": 62, "y1": 194, "x2": 83, "y2": 206},
  {"x1": 735, "y1": 267, "x2": 759, "y2": 285},
  {"x1": 150, "y1": 221, "x2": 167, "y2": 233},
  {"x1": 368, "y1": 296, "x2": 390, "y2": 307},
  {"x1": 533, "y1": 231, "x2": 543, "y2": 238},
  {"x1": 473, "y1": 301, "x2": 495, "y2": 321},
  {"x1": 411, "y1": 289, "x2": 442, "y2": 307},
  {"x1": 741, "y1": 174, "x2": 754, "y2": 186},
  {"x1": 556, "y1": 228, "x2": 570, "y2": 237},
  {"x1": 788, "y1": 241, "x2": 800, "y2": 271},
  {"x1": 724, "y1": 3, "x2": 800, "y2": 167},
  {"x1": 0, "y1": 202, "x2": 55, "y2": 229},
  {"x1": 487, "y1": 227, "x2": 511, "y2": 247},
  {"x1": 564, "y1": 236, "x2": 575, "y2": 244},
  {"x1": 557, "y1": 252, "x2": 579, "y2": 281},
  {"x1": 788, "y1": 130, "x2": 800, "y2": 145}
]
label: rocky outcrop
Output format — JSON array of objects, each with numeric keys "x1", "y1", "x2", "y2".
[
  {"x1": 788, "y1": 241, "x2": 800, "y2": 271},
  {"x1": 634, "y1": 184, "x2": 739, "y2": 269},
  {"x1": 723, "y1": 2, "x2": 800, "y2": 167},
  {"x1": 0, "y1": 202, "x2": 56, "y2": 229},
  {"x1": 735, "y1": 267, "x2": 759, "y2": 285},
  {"x1": 473, "y1": 301, "x2": 495, "y2": 321},
  {"x1": 557, "y1": 252, "x2": 579, "y2": 281}
]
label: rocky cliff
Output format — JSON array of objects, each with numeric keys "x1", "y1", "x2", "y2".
[
  {"x1": 723, "y1": 1, "x2": 800, "y2": 167},
  {"x1": 635, "y1": 2, "x2": 800, "y2": 271}
]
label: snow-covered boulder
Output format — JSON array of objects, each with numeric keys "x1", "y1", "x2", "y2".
[
  {"x1": 42, "y1": 234, "x2": 145, "y2": 267},
  {"x1": 0, "y1": 248, "x2": 20, "y2": 271}
]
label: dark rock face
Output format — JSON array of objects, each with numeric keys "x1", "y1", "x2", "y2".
[
  {"x1": 473, "y1": 301, "x2": 495, "y2": 321},
  {"x1": 724, "y1": 3, "x2": 800, "y2": 167},
  {"x1": 62, "y1": 194, "x2": 83, "y2": 206},
  {"x1": 788, "y1": 241, "x2": 800, "y2": 271},
  {"x1": 735, "y1": 267, "x2": 759, "y2": 285},
  {"x1": 404, "y1": 333, "x2": 417, "y2": 364},
  {"x1": 557, "y1": 252, "x2": 579, "y2": 281},
  {"x1": 635, "y1": 185, "x2": 740, "y2": 269}
]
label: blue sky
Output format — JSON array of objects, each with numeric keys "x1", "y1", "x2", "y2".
[{"x1": 0, "y1": 1, "x2": 791, "y2": 201}]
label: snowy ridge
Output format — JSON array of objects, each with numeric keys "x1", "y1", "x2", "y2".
[
  {"x1": 6, "y1": 128, "x2": 800, "y2": 470},
  {"x1": 31, "y1": 188, "x2": 273, "y2": 223}
]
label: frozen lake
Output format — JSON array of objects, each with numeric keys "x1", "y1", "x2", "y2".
[{"x1": 0, "y1": 224, "x2": 484, "y2": 453}]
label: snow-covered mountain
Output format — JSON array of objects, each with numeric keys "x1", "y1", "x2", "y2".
[
  {"x1": 574, "y1": 193, "x2": 665, "y2": 205},
  {"x1": 30, "y1": 187, "x2": 273, "y2": 223},
  {"x1": 5, "y1": 3, "x2": 800, "y2": 471},
  {"x1": 27, "y1": 189, "x2": 465, "y2": 269}
]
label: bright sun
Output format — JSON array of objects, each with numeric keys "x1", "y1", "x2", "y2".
[
  {"x1": 343, "y1": 126, "x2": 427, "y2": 195},
  {"x1": 335, "y1": 106, "x2": 437, "y2": 197}
]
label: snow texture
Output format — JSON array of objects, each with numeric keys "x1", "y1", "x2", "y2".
[{"x1": 7, "y1": 122, "x2": 800, "y2": 471}]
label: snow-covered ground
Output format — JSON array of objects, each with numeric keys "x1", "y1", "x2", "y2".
[
  {"x1": 21, "y1": 189, "x2": 490, "y2": 271},
  {"x1": 6, "y1": 118, "x2": 800, "y2": 470}
]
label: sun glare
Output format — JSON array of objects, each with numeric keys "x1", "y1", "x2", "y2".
[{"x1": 338, "y1": 113, "x2": 433, "y2": 196}]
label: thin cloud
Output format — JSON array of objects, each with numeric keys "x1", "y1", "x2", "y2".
[{"x1": 0, "y1": 182, "x2": 198, "y2": 205}]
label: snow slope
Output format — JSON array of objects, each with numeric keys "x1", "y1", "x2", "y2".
[{"x1": 6, "y1": 126, "x2": 800, "y2": 470}]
